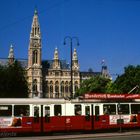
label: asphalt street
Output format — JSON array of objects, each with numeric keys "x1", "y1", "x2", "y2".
[{"x1": 1, "y1": 130, "x2": 140, "y2": 140}]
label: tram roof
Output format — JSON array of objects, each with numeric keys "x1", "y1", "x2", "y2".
[{"x1": 0, "y1": 98, "x2": 70, "y2": 105}]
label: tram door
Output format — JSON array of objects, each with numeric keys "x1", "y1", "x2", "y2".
[
  {"x1": 84, "y1": 105, "x2": 92, "y2": 130},
  {"x1": 94, "y1": 105, "x2": 100, "y2": 129},
  {"x1": 33, "y1": 105, "x2": 41, "y2": 132},
  {"x1": 43, "y1": 105, "x2": 51, "y2": 132}
]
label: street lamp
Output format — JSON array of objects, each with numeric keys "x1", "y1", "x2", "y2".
[{"x1": 64, "y1": 36, "x2": 79, "y2": 99}]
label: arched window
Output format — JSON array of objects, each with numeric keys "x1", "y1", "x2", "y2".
[
  {"x1": 75, "y1": 81, "x2": 79, "y2": 92},
  {"x1": 65, "y1": 81, "x2": 68, "y2": 93},
  {"x1": 69, "y1": 81, "x2": 71, "y2": 93},
  {"x1": 61, "y1": 81, "x2": 64, "y2": 94},
  {"x1": 44, "y1": 81, "x2": 49, "y2": 97},
  {"x1": 50, "y1": 81, "x2": 53, "y2": 98},
  {"x1": 35, "y1": 27, "x2": 37, "y2": 35},
  {"x1": 33, "y1": 50, "x2": 38, "y2": 64},
  {"x1": 55, "y1": 81, "x2": 59, "y2": 93},
  {"x1": 38, "y1": 27, "x2": 39, "y2": 33},
  {"x1": 33, "y1": 79, "x2": 38, "y2": 96},
  {"x1": 55, "y1": 81, "x2": 59, "y2": 98}
]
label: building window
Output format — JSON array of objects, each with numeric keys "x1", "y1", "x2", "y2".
[
  {"x1": 61, "y1": 81, "x2": 64, "y2": 95},
  {"x1": 55, "y1": 71, "x2": 59, "y2": 76},
  {"x1": 35, "y1": 27, "x2": 37, "y2": 35},
  {"x1": 49, "y1": 81, "x2": 53, "y2": 98},
  {"x1": 33, "y1": 79, "x2": 38, "y2": 96},
  {"x1": 55, "y1": 81, "x2": 59, "y2": 98},
  {"x1": 74, "y1": 81, "x2": 79, "y2": 92},
  {"x1": 33, "y1": 50, "x2": 38, "y2": 64},
  {"x1": 65, "y1": 81, "x2": 68, "y2": 93},
  {"x1": 74, "y1": 72, "x2": 78, "y2": 76},
  {"x1": 69, "y1": 81, "x2": 71, "y2": 93},
  {"x1": 55, "y1": 81, "x2": 59, "y2": 92}
]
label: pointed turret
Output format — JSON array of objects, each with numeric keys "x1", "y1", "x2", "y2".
[
  {"x1": 8, "y1": 44, "x2": 14, "y2": 64},
  {"x1": 54, "y1": 47, "x2": 59, "y2": 60},
  {"x1": 72, "y1": 48, "x2": 79, "y2": 70},
  {"x1": 53, "y1": 47, "x2": 60, "y2": 69},
  {"x1": 30, "y1": 9, "x2": 41, "y2": 38}
]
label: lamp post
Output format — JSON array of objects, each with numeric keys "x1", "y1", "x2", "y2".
[{"x1": 64, "y1": 36, "x2": 79, "y2": 99}]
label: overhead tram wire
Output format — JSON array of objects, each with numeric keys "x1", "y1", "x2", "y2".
[{"x1": 0, "y1": 0, "x2": 71, "y2": 32}]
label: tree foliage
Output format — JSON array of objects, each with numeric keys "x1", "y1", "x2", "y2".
[
  {"x1": 112, "y1": 65, "x2": 140, "y2": 93},
  {"x1": 76, "y1": 65, "x2": 140, "y2": 97},
  {"x1": 0, "y1": 61, "x2": 29, "y2": 98},
  {"x1": 75, "y1": 76, "x2": 111, "y2": 97}
]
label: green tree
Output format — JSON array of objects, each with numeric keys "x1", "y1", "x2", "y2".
[
  {"x1": 112, "y1": 65, "x2": 140, "y2": 94},
  {"x1": 0, "y1": 61, "x2": 29, "y2": 98},
  {"x1": 75, "y1": 76, "x2": 111, "y2": 97}
]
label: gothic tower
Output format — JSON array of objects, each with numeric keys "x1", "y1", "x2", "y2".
[{"x1": 27, "y1": 9, "x2": 42, "y2": 98}]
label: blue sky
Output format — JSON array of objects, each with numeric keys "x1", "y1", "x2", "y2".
[{"x1": 0, "y1": 0, "x2": 140, "y2": 79}]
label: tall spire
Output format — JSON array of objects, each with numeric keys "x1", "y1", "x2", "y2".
[
  {"x1": 30, "y1": 9, "x2": 41, "y2": 38},
  {"x1": 8, "y1": 44, "x2": 14, "y2": 64}
]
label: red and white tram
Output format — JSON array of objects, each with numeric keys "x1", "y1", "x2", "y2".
[{"x1": 0, "y1": 93, "x2": 140, "y2": 134}]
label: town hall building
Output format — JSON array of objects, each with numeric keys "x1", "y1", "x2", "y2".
[{"x1": 0, "y1": 10, "x2": 110, "y2": 98}]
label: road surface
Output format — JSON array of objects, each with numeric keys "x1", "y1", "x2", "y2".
[{"x1": 1, "y1": 130, "x2": 140, "y2": 140}]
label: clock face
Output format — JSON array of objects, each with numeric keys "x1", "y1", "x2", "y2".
[{"x1": 33, "y1": 39, "x2": 38, "y2": 47}]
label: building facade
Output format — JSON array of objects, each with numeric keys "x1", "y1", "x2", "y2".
[
  {"x1": 27, "y1": 10, "x2": 80, "y2": 98},
  {"x1": 42, "y1": 48, "x2": 80, "y2": 98}
]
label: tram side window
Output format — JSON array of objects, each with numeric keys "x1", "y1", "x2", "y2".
[
  {"x1": 131, "y1": 104, "x2": 140, "y2": 114},
  {"x1": 103, "y1": 104, "x2": 116, "y2": 115},
  {"x1": 75, "y1": 105, "x2": 82, "y2": 116},
  {"x1": 118, "y1": 104, "x2": 129, "y2": 114},
  {"x1": 54, "y1": 105, "x2": 61, "y2": 116},
  {"x1": 14, "y1": 105, "x2": 30, "y2": 116},
  {"x1": 0, "y1": 105, "x2": 12, "y2": 116}
]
